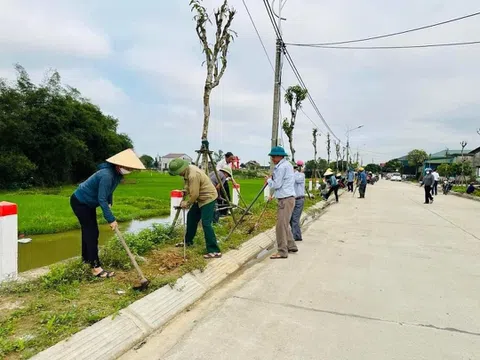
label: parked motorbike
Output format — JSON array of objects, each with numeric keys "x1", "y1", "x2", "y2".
[{"x1": 442, "y1": 180, "x2": 453, "y2": 195}]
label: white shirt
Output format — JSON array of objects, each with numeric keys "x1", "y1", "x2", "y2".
[
  {"x1": 216, "y1": 159, "x2": 227, "y2": 171},
  {"x1": 433, "y1": 171, "x2": 440, "y2": 181}
]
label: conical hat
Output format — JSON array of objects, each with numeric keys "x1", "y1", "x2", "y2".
[
  {"x1": 324, "y1": 169, "x2": 334, "y2": 176},
  {"x1": 106, "y1": 149, "x2": 146, "y2": 170}
]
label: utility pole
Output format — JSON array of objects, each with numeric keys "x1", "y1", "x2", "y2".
[{"x1": 270, "y1": 0, "x2": 286, "y2": 170}]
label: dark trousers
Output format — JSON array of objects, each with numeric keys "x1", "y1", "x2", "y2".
[
  {"x1": 432, "y1": 181, "x2": 438, "y2": 196},
  {"x1": 359, "y1": 184, "x2": 367, "y2": 198},
  {"x1": 347, "y1": 181, "x2": 354, "y2": 192},
  {"x1": 219, "y1": 181, "x2": 231, "y2": 215},
  {"x1": 185, "y1": 201, "x2": 221, "y2": 253},
  {"x1": 325, "y1": 185, "x2": 339, "y2": 202},
  {"x1": 424, "y1": 186, "x2": 434, "y2": 203},
  {"x1": 70, "y1": 194, "x2": 101, "y2": 268}
]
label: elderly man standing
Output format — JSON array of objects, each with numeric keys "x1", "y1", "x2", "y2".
[
  {"x1": 290, "y1": 160, "x2": 306, "y2": 241},
  {"x1": 265, "y1": 146, "x2": 298, "y2": 259},
  {"x1": 216, "y1": 151, "x2": 235, "y2": 216},
  {"x1": 169, "y1": 158, "x2": 222, "y2": 259},
  {"x1": 357, "y1": 167, "x2": 367, "y2": 199}
]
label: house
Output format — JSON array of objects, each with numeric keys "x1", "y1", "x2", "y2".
[
  {"x1": 159, "y1": 153, "x2": 193, "y2": 172},
  {"x1": 468, "y1": 147, "x2": 480, "y2": 176},
  {"x1": 423, "y1": 149, "x2": 473, "y2": 171}
]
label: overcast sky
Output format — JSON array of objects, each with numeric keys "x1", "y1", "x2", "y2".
[{"x1": 1, "y1": 0, "x2": 479, "y2": 164}]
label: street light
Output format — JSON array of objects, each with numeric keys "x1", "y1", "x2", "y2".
[{"x1": 345, "y1": 125, "x2": 364, "y2": 167}]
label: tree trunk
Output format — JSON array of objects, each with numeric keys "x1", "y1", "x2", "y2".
[
  {"x1": 289, "y1": 137, "x2": 295, "y2": 163},
  {"x1": 202, "y1": 86, "x2": 212, "y2": 141}
]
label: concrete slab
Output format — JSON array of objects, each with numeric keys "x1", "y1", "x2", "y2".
[{"x1": 121, "y1": 180, "x2": 480, "y2": 360}]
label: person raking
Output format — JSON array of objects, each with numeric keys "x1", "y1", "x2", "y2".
[
  {"x1": 70, "y1": 148, "x2": 145, "y2": 278},
  {"x1": 169, "y1": 158, "x2": 222, "y2": 259}
]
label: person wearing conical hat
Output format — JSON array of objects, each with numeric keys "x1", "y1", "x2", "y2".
[
  {"x1": 70, "y1": 149, "x2": 145, "y2": 278},
  {"x1": 357, "y1": 167, "x2": 367, "y2": 198},
  {"x1": 169, "y1": 158, "x2": 222, "y2": 259},
  {"x1": 323, "y1": 168, "x2": 339, "y2": 202},
  {"x1": 290, "y1": 160, "x2": 306, "y2": 242},
  {"x1": 346, "y1": 167, "x2": 355, "y2": 192},
  {"x1": 265, "y1": 146, "x2": 298, "y2": 259}
]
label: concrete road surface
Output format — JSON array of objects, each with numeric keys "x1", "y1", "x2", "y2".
[{"x1": 121, "y1": 180, "x2": 480, "y2": 360}]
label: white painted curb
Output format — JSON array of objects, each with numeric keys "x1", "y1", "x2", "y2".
[{"x1": 32, "y1": 196, "x2": 339, "y2": 360}]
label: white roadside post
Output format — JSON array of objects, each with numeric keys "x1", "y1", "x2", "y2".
[
  {"x1": 0, "y1": 201, "x2": 18, "y2": 282},
  {"x1": 232, "y1": 184, "x2": 240, "y2": 206},
  {"x1": 170, "y1": 190, "x2": 186, "y2": 225},
  {"x1": 308, "y1": 180, "x2": 313, "y2": 191}
]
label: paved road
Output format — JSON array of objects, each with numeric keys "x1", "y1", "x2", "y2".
[{"x1": 121, "y1": 181, "x2": 480, "y2": 360}]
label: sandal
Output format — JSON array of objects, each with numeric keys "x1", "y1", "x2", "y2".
[
  {"x1": 94, "y1": 270, "x2": 115, "y2": 278},
  {"x1": 203, "y1": 253, "x2": 222, "y2": 259},
  {"x1": 270, "y1": 253, "x2": 288, "y2": 259},
  {"x1": 288, "y1": 249, "x2": 298, "y2": 253}
]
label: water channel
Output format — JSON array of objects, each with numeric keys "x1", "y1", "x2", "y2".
[{"x1": 18, "y1": 216, "x2": 171, "y2": 272}]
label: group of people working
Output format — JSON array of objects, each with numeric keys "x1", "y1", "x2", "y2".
[{"x1": 70, "y1": 146, "x2": 370, "y2": 278}]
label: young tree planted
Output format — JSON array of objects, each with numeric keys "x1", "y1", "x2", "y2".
[
  {"x1": 326, "y1": 133, "x2": 331, "y2": 164},
  {"x1": 312, "y1": 128, "x2": 320, "y2": 180},
  {"x1": 191, "y1": 0, "x2": 236, "y2": 168},
  {"x1": 335, "y1": 141, "x2": 341, "y2": 173},
  {"x1": 282, "y1": 85, "x2": 308, "y2": 162}
]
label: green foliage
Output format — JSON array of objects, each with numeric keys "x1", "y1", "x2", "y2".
[
  {"x1": 365, "y1": 163, "x2": 381, "y2": 174},
  {"x1": 140, "y1": 155, "x2": 155, "y2": 169},
  {"x1": 436, "y1": 163, "x2": 451, "y2": 177},
  {"x1": 40, "y1": 259, "x2": 90, "y2": 289},
  {"x1": 383, "y1": 159, "x2": 404, "y2": 173},
  {"x1": 407, "y1": 149, "x2": 428, "y2": 177},
  {"x1": 282, "y1": 85, "x2": 308, "y2": 162},
  {"x1": 0, "y1": 65, "x2": 133, "y2": 188}
]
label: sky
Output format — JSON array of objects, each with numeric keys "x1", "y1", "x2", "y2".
[{"x1": 1, "y1": 0, "x2": 480, "y2": 165}]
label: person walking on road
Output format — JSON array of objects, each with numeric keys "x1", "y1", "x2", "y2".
[
  {"x1": 357, "y1": 167, "x2": 367, "y2": 198},
  {"x1": 422, "y1": 168, "x2": 435, "y2": 204},
  {"x1": 216, "y1": 152, "x2": 235, "y2": 216},
  {"x1": 70, "y1": 149, "x2": 145, "y2": 279},
  {"x1": 432, "y1": 169, "x2": 440, "y2": 196},
  {"x1": 265, "y1": 146, "x2": 298, "y2": 259},
  {"x1": 290, "y1": 160, "x2": 306, "y2": 241},
  {"x1": 169, "y1": 159, "x2": 222, "y2": 259},
  {"x1": 323, "y1": 168, "x2": 339, "y2": 202},
  {"x1": 347, "y1": 168, "x2": 355, "y2": 192}
]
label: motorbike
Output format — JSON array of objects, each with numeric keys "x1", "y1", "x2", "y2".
[{"x1": 442, "y1": 180, "x2": 453, "y2": 195}]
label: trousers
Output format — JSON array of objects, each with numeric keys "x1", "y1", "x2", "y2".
[
  {"x1": 326, "y1": 185, "x2": 339, "y2": 202},
  {"x1": 424, "y1": 185, "x2": 434, "y2": 203},
  {"x1": 185, "y1": 200, "x2": 221, "y2": 253},
  {"x1": 276, "y1": 197, "x2": 297, "y2": 257},
  {"x1": 359, "y1": 184, "x2": 367, "y2": 198},
  {"x1": 70, "y1": 194, "x2": 101, "y2": 268},
  {"x1": 290, "y1": 198, "x2": 305, "y2": 240}
]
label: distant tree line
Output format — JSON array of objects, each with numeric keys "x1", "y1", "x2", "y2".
[{"x1": 0, "y1": 65, "x2": 133, "y2": 189}]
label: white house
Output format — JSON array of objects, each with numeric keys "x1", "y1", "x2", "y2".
[{"x1": 159, "y1": 153, "x2": 193, "y2": 171}]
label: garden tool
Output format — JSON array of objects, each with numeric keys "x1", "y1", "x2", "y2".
[
  {"x1": 114, "y1": 227, "x2": 149, "y2": 291},
  {"x1": 248, "y1": 197, "x2": 271, "y2": 234},
  {"x1": 174, "y1": 206, "x2": 188, "y2": 261},
  {"x1": 353, "y1": 184, "x2": 358, "y2": 197}
]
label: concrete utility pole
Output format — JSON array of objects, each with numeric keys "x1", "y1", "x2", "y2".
[
  {"x1": 345, "y1": 125, "x2": 363, "y2": 168},
  {"x1": 270, "y1": 0, "x2": 287, "y2": 170}
]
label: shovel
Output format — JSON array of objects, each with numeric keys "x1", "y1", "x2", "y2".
[{"x1": 114, "y1": 227, "x2": 149, "y2": 291}]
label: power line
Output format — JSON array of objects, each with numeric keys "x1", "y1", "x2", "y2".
[
  {"x1": 286, "y1": 10, "x2": 480, "y2": 46},
  {"x1": 288, "y1": 40, "x2": 480, "y2": 50},
  {"x1": 242, "y1": 0, "x2": 274, "y2": 71},
  {"x1": 262, "y1": 0, "x2": 282, "y2": 39}
]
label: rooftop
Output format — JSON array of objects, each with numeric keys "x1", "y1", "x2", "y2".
[
  {"x1": 430, "y1": 150, "x2": 472, "y2": 158},
  {"x1": 162, "y1": 153, "x2": 189, "y2": 158}
]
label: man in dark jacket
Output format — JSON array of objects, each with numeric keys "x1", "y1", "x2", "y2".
[
  {"x1": 70, "y1": 149, "x2": 145, "y2": 278},
  {"x1": 422, "y1": 169, "x2": 435, "y2": 204}
]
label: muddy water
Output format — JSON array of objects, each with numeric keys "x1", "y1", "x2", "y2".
[{"x1": 17, "y1": 217, "x2": 171, "y2": 272}]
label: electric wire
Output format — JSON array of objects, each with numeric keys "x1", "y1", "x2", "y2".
[
  {"x1": 287, "y1": 40, "x2": 480, "y2": 50},
  {"x1": 286, "y1": 10, "x2": 480, "y2": 46}
]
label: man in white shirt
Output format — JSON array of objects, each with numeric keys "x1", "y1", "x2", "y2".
[
  {"x1": 216, "y1": 152, "x2": 235, "y2": 215},
  {"x1": 432, "y1": 169, "x2": 440, "y2": 196}
]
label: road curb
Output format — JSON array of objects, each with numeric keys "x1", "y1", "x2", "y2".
[
  {"x1": 32, "y1": 196, "x2": 338, "y2": 360},
  {"x1": 450, "y1": 191, "x2": 480, "y2": 202}
]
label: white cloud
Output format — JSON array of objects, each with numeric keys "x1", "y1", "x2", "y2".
[{"x1": 0, "y1": 0, "x2": 110, "y2": 58}]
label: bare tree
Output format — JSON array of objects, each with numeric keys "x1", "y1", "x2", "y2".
[
  {"x1": 461, "y1": 140, "x2": 468, "y2": 185},
  {"x1": 335, "y1": 141, "x2": 341, "y2": 172},
  {"x1": 282, "y1": 85, "x2": 308, "y2": 162},
  {"x1": 191, "y1": 0, "x2": 236, "y2": 168},
  {"x1": 341, "y1": 146, "x2": 346, "y2": 171},
  {"x1": 326, "y1": 133, "x2": 331, "y2": 164},
  {"x1": 312, "y1": 128, "x2": 320, "y2": 181}
]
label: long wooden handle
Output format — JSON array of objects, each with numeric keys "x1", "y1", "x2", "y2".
[{"x1": 114, "y1": 227, "x2": 147, "y2": 281}]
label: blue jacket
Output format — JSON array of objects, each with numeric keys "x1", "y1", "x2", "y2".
[
  {"x1": 358, "y1": 171, "x2": 367, "y2": 185},
  {"x1": 74, "y1": 163, "x2": 122, "y2": 223}
]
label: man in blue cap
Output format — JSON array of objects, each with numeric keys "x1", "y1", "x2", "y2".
[{"x1": 265, "y1": 146, "x2": 298, "y2": 259}]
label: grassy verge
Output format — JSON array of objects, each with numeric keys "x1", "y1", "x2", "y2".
[
  {"x1": 452, "y1": 186, "x2": 480, "y2": 197},
  {"x1": 0, "y1": 192, "x2": 324, "y2": 359},
  {"x1": 0, "y1": 172, "x2": 269, "y2": 235}
]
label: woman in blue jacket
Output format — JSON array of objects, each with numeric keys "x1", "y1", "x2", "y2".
[{"x1": 70, "y1": 149, "x2": 145, "y2": 278}]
